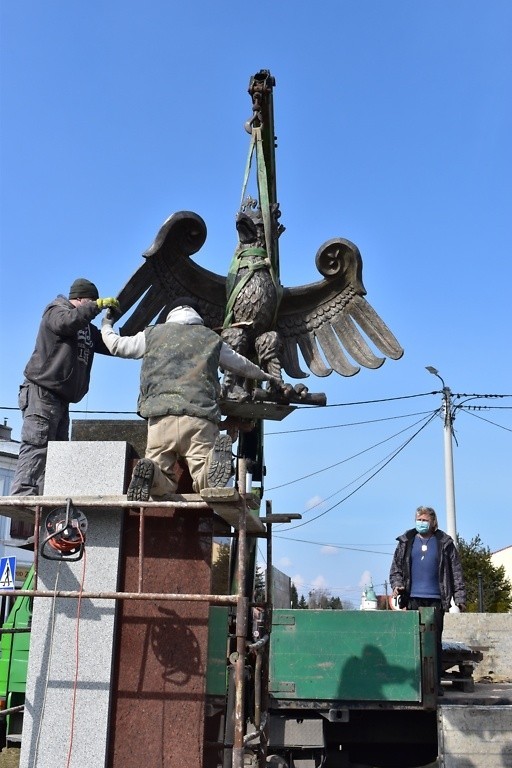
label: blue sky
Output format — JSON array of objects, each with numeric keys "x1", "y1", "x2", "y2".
[{"x1": 1, "y1": 2, "x2": 511, "y2": 606}]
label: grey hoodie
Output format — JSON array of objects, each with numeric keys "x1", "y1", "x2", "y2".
[{"x1": 24, "y1": 295, "x2": 109, "y2": 403}]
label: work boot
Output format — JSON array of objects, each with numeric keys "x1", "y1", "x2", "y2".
[
  {"x1": 127, "y1": 459, "x2": 154, "y2": 502},
  {"x1": 206, "y1": 435, "x2": 233, "y2": 488}
]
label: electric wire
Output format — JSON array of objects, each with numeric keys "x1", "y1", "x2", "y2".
[
  {"x1": 0, "y1": 388, "x2": 478, "y2": 418},
  {"x1": 458, "y1": 408, "x2": 512, "y2": 433},
  {"x1": 280, "y1": 410, "x2": 439, "y2": 531},
  {"x1": 267, "y1": 409, "x2": 435, "y2": 436},
  {"x1": 292, "y1": 427, "x2": 433, "y2": 515},
  {"x1": 273, "y1": 535, "x2": 394, "y2": 557},
  {"x1": 320, "y1": 392, "x2": 438, "y2": 407},
  {"x1": 254, "y1": 399, "x2": 507, "y2": 600},
  {"x1": 267, "y1": 409, "x2": 440, "y2": 491}
]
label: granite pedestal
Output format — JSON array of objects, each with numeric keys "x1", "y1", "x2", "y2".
[
  {"x1": 19, "y1": 441, "x2": 130, "y2": 768},
  {"x1": 19, "y1": 438, "x2": 215, "y2": 768}
]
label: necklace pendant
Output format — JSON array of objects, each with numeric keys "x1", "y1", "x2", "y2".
[{"x1": 421, "y1": 544, "x2": 428, "y2": 552}]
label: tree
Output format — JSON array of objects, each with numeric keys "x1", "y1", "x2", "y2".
[
  {"x1": 211, "y1": 542, "x2": 231, "y2": 595},
  {"x1": 290, "y1": 582, "x2": 299, "y2": 608},
  {"x1": 457, "y1": 534, "x2": 512, "y2": 613},
  {"x1": 254, "y1": 565, "x2": 265, "y2": 602},
  {"x1": 305, "y1": 588, "x2": 345, "y2": 609},
  {"x1": 307, "y1": 587, "x2": 333, "y2": 609},
  {"x1": 298, "y1": 594, "x2": 308, "y2": 609}
]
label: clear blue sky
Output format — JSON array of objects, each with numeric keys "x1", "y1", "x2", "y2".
[{"x1": 1, "y1": 2, "x2": 511, "y2": 606}]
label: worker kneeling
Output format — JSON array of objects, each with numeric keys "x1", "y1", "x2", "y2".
[{"x1": 101, "y1": 297, "x2": 275, "y2": 501}]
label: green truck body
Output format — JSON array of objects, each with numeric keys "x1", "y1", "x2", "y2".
[
  {"x1": 269, "y1": 608, "x2": 436, "y2": 705},
  {"x1": 0, "y1": 567, "x2": 33, "y2": 747}
]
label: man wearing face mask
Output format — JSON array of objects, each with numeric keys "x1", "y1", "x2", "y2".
[{"x1": 389, "y1": 506, "x2": 467, "y2": 696}]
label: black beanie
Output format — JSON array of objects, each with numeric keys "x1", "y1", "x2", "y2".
[{"x1": 69, "y1": 278, "x2": 99, "y2": 300}]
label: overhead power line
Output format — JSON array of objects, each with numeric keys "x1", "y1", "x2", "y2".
[
  {"x1": 267, "y1": 409, "x2": 435, "y2": 436},
  {"x1": 273, "y1": 535, "x2": 394, "y2": 557},
  {"x1": 1, "y1": 390, "x2": 511, "y2": 417},
  {"x1": 281, "y1": 411, "x2": 439, "y2": 532},
  {"x1": 266, "y1": 409, "x2": 440, "y2": 491},
  {"x1": 459, "y1": 409, "x2": 512, "y2": 433}
]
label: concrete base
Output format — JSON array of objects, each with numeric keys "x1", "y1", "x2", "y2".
[
  {"x1": 438, "y1": 705, "x2": 512, "y2": 767},
  {"x1": 444, "y1": 613, "x2": 512, "y2": 682}
]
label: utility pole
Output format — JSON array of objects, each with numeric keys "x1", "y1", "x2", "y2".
[
  {"x1": 425, "y1": 366, "x2": 457, "y2": 542},
  {"x1": 426, "y1": 366, "x2": 460, "y2": 614}
]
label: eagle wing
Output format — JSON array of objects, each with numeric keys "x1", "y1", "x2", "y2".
[
  {"x1": 277, "y1": 238, "x2": 404, "y2": 378},
  {"x1": 116, "y1": 211, "x2": 227, "y2": 335},
  {"x1": 114, "y1": 216, "x2": 403, "y2": 381}
]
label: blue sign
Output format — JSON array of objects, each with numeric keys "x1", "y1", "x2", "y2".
[{"x1": 0, "y1": 556, "x2": 16, "y2": 591}]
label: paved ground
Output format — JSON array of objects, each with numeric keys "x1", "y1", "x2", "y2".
[{"x1": 0, "y1": 748, "x2": 20, "y2": 768}]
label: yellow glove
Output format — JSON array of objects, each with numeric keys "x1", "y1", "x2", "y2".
[{"x1": 96, "y1": 297, "x2": 121, "y2": 311}]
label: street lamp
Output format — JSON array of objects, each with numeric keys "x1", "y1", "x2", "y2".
[{"x1": 425, "y1": 367, "x2": 457, "y2": 543}]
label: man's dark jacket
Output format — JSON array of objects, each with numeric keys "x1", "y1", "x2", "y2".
[
  {"x1": 389, "y1": 528, "x2": 467, "y2": 611},
  {"x1": 23, "y1": 295, "x2": 109, "y2": 403}
]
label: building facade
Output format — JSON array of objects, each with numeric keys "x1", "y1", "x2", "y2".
[{"x1": 490, "y1": 545, "x2": 512, "y2": 594}]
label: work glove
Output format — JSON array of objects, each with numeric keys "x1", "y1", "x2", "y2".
[{"x1": 96, "y1": 297, "x2": 121, "y2": 312}]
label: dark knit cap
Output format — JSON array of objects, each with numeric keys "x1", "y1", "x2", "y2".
[
  {"x1": 69, "y1": 278, "x2": 99, "y2": 300},
  {"x1": 167, "y1": 296, "x2": 202, "y2": 315}
]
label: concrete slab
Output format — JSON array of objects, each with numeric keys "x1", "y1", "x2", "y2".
[{"x1": 438, "y1": 704, "x2": 512, "y2": 767}]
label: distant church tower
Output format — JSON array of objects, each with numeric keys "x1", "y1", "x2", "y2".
[{"x1": 360, "y1": 582, "x2": 378, "y2": 611}]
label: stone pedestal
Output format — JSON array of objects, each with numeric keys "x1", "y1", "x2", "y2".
[
  {"x1": 19, "y1": 440, "x2": 214, "y2": 768},
  {"x1": 108, "y1": 505, "x2": 214, "y2": 767}
]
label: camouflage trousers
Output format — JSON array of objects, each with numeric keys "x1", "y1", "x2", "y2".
[
  {"x1": 146, "y1": 413, "x2": 219, "y2": 495},
  {"x1": 10, "y1": 381, "x2": 70, "y2": 496}
]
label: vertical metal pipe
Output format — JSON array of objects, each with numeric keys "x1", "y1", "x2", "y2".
[
  {"x1": 254, "y1": 651, "x2": 262, "y2": 729},
  {"x1": 261, "y1": 502, "x2": 273, "y2": 767},
  {"x1": 232, "y1": 459, "x2": 248, "y2": 768},
  {"x1": 33, "y1": 506, "x2": 41, "y2": 591},
  {"x1": 138, "y1": 507, "x2": 145, "y2": 593},
  {"x1": 442, "y1": 387, "x2": 457, "y2": 543},
  {"x1": 477, "y1": 573, "x2": 484, "y2": 612}
]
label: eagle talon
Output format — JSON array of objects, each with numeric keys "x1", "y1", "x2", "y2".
[{"x1": 224, "y1": 385, "x2": 251, "y2": 403}]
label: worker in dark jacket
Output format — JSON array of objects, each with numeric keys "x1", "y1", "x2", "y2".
[
  {"x1": 101, "y1": 297, "x2": 279, "y2": 501},
  {"x1": 10, "y1": 278, "x2": 120, "y2": 496},
  {"x1": 389, "y1": 506, "x2": 467, "y2": 695}
]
